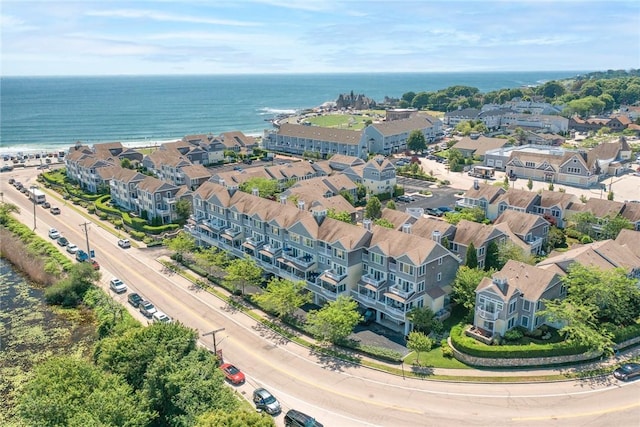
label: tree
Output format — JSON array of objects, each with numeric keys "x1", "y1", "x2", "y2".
[
  {"x1": 0, "y1": 201, "x2": 19, "y2": 225},
  {"x1": 374, "y1": 218, "x2": 395, "y2": 229},
  {"x1": 19, "y1": 356, "x2": 150, "y2": 427},
  {"x1": 407, "y1": 130, "x2": 426, "y2": 153},
  {"x1": 447, "y1": 148, "x2": 464, "y2": 172},
  {"x1": 452, "y1": 266, "x2": 492, "y2": 318},
  {"x1": 224, "y1": 256, "x2": 263, "y2": 295},
  {"x1": 326, "y1": 208, "x2": 353, "y2": 224},
  {"x1": 253, "y1": 278, "x2": 310, "y2": 319},
  {"x1": 44, "y1": 261, "x2": 101, "y2": 307},
  {"x1": 497, "y1": 241, "x2": 535, "y2": 269},
  {"x1": 364, "y1": 196, "x2": 382, "y2": 220},
  {"x1": 407, "y1": 307, "x2": 441, "y2": 335},
  {"x1": 164, "y1": 231, "x2": 196, "y2": 262},
  {"x1": 526, "y1": 178, "x2": 533, "y2": 191},
  {"x1": 306, "y1": 296, "x2": 362, "y2": 343},
  {"x1": 406, "y1": 331, "x2": 433, "y2": 365},
  {"x1": 484, "y1": 240, "x2": 500, "y2": 271},
  {"x1": 196, "y1": 410, "x2": 275, "y2": 427},
  {"x1": 600, "y1": 215, "x2": 633, "y2": 240},
  {"x1": 465, "y1": 242, "x2": 478, "y2": 268},
  {"x1": 120, "y1": 158, "x2": 132, "y2": 169},
  {"x1": 356, "y1": 184, "x2": 367, "y2": 202},
  {"x1": 607, "y1": 190, "x2": 614, "y2": 201},
  {"x1": 193, "y1": 246, "x2": 230, "y2": 275},
  {"x1": 443, "y1": 207, "x2": 486, "y2": 225},
  {"x1": 339, "y1": 190, "x2": 354, "y2": 205},
  {"x1": 548, "y1": 182, "x2": 554, "y2": 191},
  {"x1": 239, "y1": 177, "x2": 279, "y2": 199},
  {"x1": 386, "y1": 200, "x2": 396, "y2": 210},
  {"x1": 546, "y1": 226, "x2": 566, "y2": 252},
  {"x1": 502, "y1": 175, "x2": 510, "y2": 190},
  {"x1": 175, "y1": 198, "x2": 192, "y2": 224},
  {"x1": 514, "y1": 127, "x2": 527, "y2": 145}
]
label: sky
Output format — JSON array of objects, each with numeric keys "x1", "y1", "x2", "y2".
[{"x1": 1, "y1": 0, "x2": 639, "y2": 76}]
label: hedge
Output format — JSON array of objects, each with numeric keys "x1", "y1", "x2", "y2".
[
  {"x1": 613, "y1": 322, "x2": 640, "y2": 343},
  {"x1": 450, "y1": 324, "x2": 588, "y2": 358}
]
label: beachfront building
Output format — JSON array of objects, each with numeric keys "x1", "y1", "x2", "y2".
[
  {"x1": 500, "y1": 113, "x2": 569, "y2": 134},
  {"x1": 263, "y1": 123, "x2": 366, "y2": 159},
  {"x1": 109, "y1": 167, "x2": 147, "y2": 212},
  {"x1": 184, "y1": 181, "x2": 461, "y2": 335},
  {"x1": 443, "y1": 108, "x2": 481, "y2": 127},
  {"x1": 134, "y1": 176, "x2": 185, "y2": 224},
  {"x1": 180, "y1": 131, "x2": 258, "y2": 165},
  {"x1": 142, "y1": 149, "x2": 193, "y2": 186},
  {"x1": 362, "y1": 113, "x2": 442, "y2": 155}
]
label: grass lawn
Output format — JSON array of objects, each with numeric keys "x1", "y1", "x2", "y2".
[
  {"x1": 304, "y1": 114, "x2": 369, "y2": 130},
  {"x1": 404, "y1": 346, "x2": 470, "y2": 369}
]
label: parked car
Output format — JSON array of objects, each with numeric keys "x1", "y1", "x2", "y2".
[
  {"x1": 57, "y1": 236, "x2": 69, "y2": 247},
  {"x1": 152, "y1": 311, "x2": 172, "y2": 324},
  {"x1": 8, "y1": 178, "x2": 15, "y2": 185},
  {"x1": 118, "y1": 239, "x2": 131, "y2": 248},
  {"x1": 48, "y1": 228, "x2": 60, "y2": 239},
  {"x1": 127, "y1": 292, "x2": 143, "y2": 308},
  {"x1": 396, "y1": 195, "x2": 414, "y2": 203},
  {"x1": 109, "y1": 278, "x2": 128, "y2": 294},
  {"x1": 50, "y1": 206, "x2": 61, "y2": 215},
  {"x1": 66, "y1": 243, "x2": 79, "y2": 254},
  {"x1": 42, "y1": 201, "x2": 51, "y2": 209},
  {"x1": 284, "y1": 409, "x2": 323, "y2": 427},
  {"x1": 359, "y1": 308, "x2": 376, "y2": 326},
  {"x1": 91, "y1": 259, "x2": 100, "y2": 270},
  {"x1": 76, "y1": 250, "x2": 89, "y2": 262},
  {"x1": 253, "y1": 388, "x2": 281, "y2": 415},
  {"x1": 426, "y1": 207, "x2": 443, "y2": 217},
  {"x1": 139, "y1": 300, "x2": 157, "y2": 317},
  {"x1": 613, "y1": 363, "x2": 640, "y2": 381},
  {"x1": 219, "y1": 363, "x2": 245, "y2": 385},
  {"x1": 1, "y1": 165, "x2": 13, "y2": 172},
  {"x1": 437, "y1": 206, "x2": 454, "y2": 213}
]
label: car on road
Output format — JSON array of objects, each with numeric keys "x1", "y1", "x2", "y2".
[
  {"x1": 127, "y1": 292, "x2": 143, "y2": 308},
  {"x1": 42, "y1": 201, "x2": 51, "y2": 209},
  {"x1": 426, "y1": 207, "x2": 443, "y2": 217},
  {"x1": 76, "y1": 250, "x2": 89, "y2": 262},
  {"x1": 396, "y1": 195, "x2": 414, "y2": 203},
  {"x1": 613, "y1": 363, "x2": 640, "y2": 381},
  {"x1": 90, "y1": 259, "x2": 100, "y2": 270},
  {"x1": 152, "y1": 311, "x2": 172, "y2": 324},
  {"x1": 253, "y1": 388, "x2": 281, "y2": 415},
  {"x1": 48, "y1": 228, "x2": 60, "y2": 239},
  {"x1": 50, "y1": 206, "x2": 61, "y2": 215},
  {"x1": 109, "y1": 278, "x2": 128, "y2": 294},
  {"x1": 66, "y1": 243, "x2": 79, "y2": 254},
  {"x1": 1, "y1": 165, "x2": 13, "y2": 172},
  {"x1": 284, "y1": 409, "x2": 323, "y2": 427},
  {"x1": 219, "y1": 363, "x2": 245, "y2": 385},
  {"x1": 139, "y1": 300, "x2": 157, "y2": 317},
  {"x1": 8, "y1": 178, "x2": 15, "y2": 185},
  {"x1": 57, "y1": 236, "x2": 69, "y2": 247},
  {"x1": 118, "y1": 239, "x2": 131, "y2": 248}
]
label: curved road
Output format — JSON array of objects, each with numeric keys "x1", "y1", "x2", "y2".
[{"x1": 4, "y1": 167, "x2": 640, "y2": 427}]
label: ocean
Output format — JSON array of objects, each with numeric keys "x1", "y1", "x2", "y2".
[{"x1": 1, "y1": 71, "x2": 581, "y2": 154}]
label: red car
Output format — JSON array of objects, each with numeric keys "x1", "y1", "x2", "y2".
[
  {"x1": 219, "y1": 363, "x2": 245, "y2": 385},
  {"x1": 91, "y1": 259, "x2": 100, "y2": 270}
]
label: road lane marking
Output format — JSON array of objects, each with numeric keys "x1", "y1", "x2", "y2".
[{"x1": 512, "y1": 401, "x2": 640, "y2": 421}]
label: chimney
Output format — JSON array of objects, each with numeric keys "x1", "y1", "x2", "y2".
[
  {"x1": 432, "y1": 230, "x2": 441, "y2": 243},
  {"x1": 493, "y1": 276, "x2": 508, "y2": 293},
  {"x1": 473, "y1": 179, "x2": 479, "y2": 190},
  {"x1": 280, "y1": 195, "x2": 287, "y2": 205},
  {"x1": 402, "y1": 223, "x2": 411, "y2": 234},
  {"x1": 252, "y1": 188, "x2": 259, "y2": 197},
  {"x1": 297, "y1": 200, "x2": 305, "y2": 211},
  {"x1": 363, "y1": 218, "x2": 372, "y2": 231},
  {"x1": 218, "y1": 178, "x2": 226, "y2": 187}
]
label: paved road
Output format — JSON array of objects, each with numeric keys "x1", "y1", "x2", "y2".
[{"x1": 3, "y1": 167, "x2": 640, "y2": 427}]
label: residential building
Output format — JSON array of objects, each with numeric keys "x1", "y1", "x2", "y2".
[
  {"x1": 456, "y1": 182, "x2": 506, "y2": 218},
  {"x1": 452, "y1": 136, "x2": 512, "y2": 160},
  {"x1": 109, "y1": 167, "x2": 147, "y2": 211},
  {"x1": 262, "y1": 123, "x2": 366, "y2": 158},
  {"x1": 473, "y1": 261, "x2": 564, "y2": 338},
  {"x1": 531, "y1": 190, "x2": 579, "y2": 228},
  {"x1": 493, "y1": 210, "x2": 550, "y2": 254},
  {"x1": 180, "y1": 164, "x2": 213, "y2": 191},
  {"x1": 443, "y1": 108, "x2": 480, "y2": 127},
  {"x1": 341, "y1": 155, "x2": 396, "y2": 196},
  {"x1": 142, "y1": 149, "x2": 192, "y2": 186},
  {"x1": 363, "y1": 113, "x2": 442, "y2": 154},
  {"x1": 449, "y1": 220, "x2": 522, "y2": 269},
  {"x1": 492, "y1": 188, "x2": 541, "y2": 220},
  {"x1": 501, "y1": 113, "x2": 569, "y2": 133},
  {"x1": 135, "y1": 176, "x2": 183, "y2": 224}
]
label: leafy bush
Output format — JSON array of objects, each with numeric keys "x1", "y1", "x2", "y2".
[
  {"x1": 580, "y1": 235, "x2": 593, "y2": 244},
  {"x1": 612, "y1": 322, "x2": 640, "y2": 344},
  {"x1": 503, "y1": 328, "x2": 524, "y2": 342},
  {"x1": 130, "y1": 230, "x2": 145, "y2": 241},
  {"x1": 441, "y1": 340, "x2": 454, "y2": 358}
]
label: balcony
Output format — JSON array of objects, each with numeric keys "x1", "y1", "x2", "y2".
[
  {"x1": 323, "y1": 269, "x2": 346, "y2": 282},
  {"x1": 244, "y1": 236, "x2": 264, "y2": 248},
  {"x1": 388, "y1": 284, "x2": 413, "y2": 300},
  {"x1": 261, "y1": 244, "x2": 280, "y2": 255},
  {"x1": 222, "y1": 228, "x2": 242, "y2": 238},
  {"x1": 476, "y1": 307, "x2": 500, "y2": 321},
  {"x1": 283, "y1": 252, "x2": 314, "y2": 268},
  {"x1": 361, "y1": 274, "x2": 386, "y2": 288},
  {"x1": 206, "y1": 218, "x2": 227, "y2": 232}
]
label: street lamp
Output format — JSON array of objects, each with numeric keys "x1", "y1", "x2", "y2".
[{"x1": 29, "y1": 185, "x2": 37, "y2": 230}]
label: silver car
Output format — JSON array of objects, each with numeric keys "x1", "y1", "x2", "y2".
[{"x1": 253, "y1": 388, "x2": 281, "y2": 415}]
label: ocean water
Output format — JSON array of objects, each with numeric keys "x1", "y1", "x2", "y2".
[{"x1": 1, "y1": 72, "x2": 580, "y2": 153}]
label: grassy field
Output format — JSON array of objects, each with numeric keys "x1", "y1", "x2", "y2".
[{"x1": 303, "y1": 114, "x2": 371, "y2": 130}]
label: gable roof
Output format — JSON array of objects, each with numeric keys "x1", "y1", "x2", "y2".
[
  {"x1": 464, "y1": 183, "x2": 506, "y2": 202},
  {"x1": 538, "y1": 240, "x2": 640, "y2": 274},
  {"x1": 276, "y1": 123, "x2": 362, "y2": 145},
  {"x1": 453, "y1": 136, "x2": 511, "y2": 156},
  {"x1": 477, "y1": 260, "x2": 559, "y2": 301},
  {"x1": 369, "y1": 114, "x2": 439, "y2": 137},
  {"x1": 538, "y1": 190, "x2": 578, "y2": 209},
  {"x1": 615, "y1": 229, "x2": 640, "y2": 257},
  {"x1": 494, "y1": 188, "x2": 539, "y2": 209},
  {"x1": 494, "y1": 210, "x2": 549, "y2": 237}
]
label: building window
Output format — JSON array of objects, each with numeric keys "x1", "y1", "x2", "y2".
[
  {"x1": 418, "y1": 281, "x2": 425, "y2": 292},
  {"x1": 521, "y1": 316, "x2": 529, "y2": 328},
  {"x1": 437, "y1": 272, "x2": 442, "y2": 282},
  {"x1": 400, "y1": 263, "x2": 414, "y2": 275},
  {"x1": 567, "y1": 167, "x2": 581, "y2": 174},
  {"x1": 507, "y1": 316, "x2": 516, "y2": 330},
  {"x1": 560, "y1": 285, "x2": 567, "y2": 296},
  {"x1": 523, "y1": 300, "x2": 531, "y2": 312},
  {"x1": 508, "y1": 299, "x2": 517, "y2": 314},
  {"x1": 438, "y1": 257, "x2": 443, "y2": 265},
  {"x1": 525, "y1": 161, "x2": 536, "y2": 168}
]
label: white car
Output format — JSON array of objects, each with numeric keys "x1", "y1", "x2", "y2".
[
  {"x1": 48, "y1": 228, "x2": 60, "y2": 239},
  {"x1": 109, "y1": 277, "x2": 128, "y2": 294},
  {"x1": 118, "y1": 239, "x2": 131, "y2": 248},
  {"x1": 152, "y1": 311, "x2": 172, "y2": 324},
  {"x1": 66, "y1": 243, "x2": 79, "y2": 254}
]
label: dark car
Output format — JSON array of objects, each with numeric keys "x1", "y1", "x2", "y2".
[
  {"x1": 426, "y1": 207, "x2": 443, "y2": 217},
  {"x1": 219, "y1": 363, "x2": 245, "y2": 385},
  {"x1": 57, "y1": 236, "x2": 69, "y2": 247},
  {"x1": 613, "y1": 363, "x2": 640, "y2": 381},
  {"x1": 284, "y1": 409, "x2": 323, "y2": 427},
  {"x1": 396, "y1": 195, "x2": 414, "y2": 203},
  {"x1": 359, "y1": 308, "x2": 375, "y2": 326},
  {"x1": 128, "y1": 292, "x2": 143, "y2": 308},
  {"x1": 437, "y1": 206, "x2": 454, "y2": 213},
  {"x1": 253, "y1": 388, "x2": 281, "y2": 415}
]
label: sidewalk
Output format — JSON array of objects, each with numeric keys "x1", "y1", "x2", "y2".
[{"x1": 157, "y1": 255, "x2": 640, "y2": 381}]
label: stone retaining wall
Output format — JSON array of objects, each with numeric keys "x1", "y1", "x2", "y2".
[{"x1": 448, "y1": 335, "x2": 640, "y2": 368}]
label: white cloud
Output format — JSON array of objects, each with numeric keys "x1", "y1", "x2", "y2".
[{"x1": 85, "y1": 9, "x2": 261, "y2": 27}]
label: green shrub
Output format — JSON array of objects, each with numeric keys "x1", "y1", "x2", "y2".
[
  {"x1": 130, "y1": 230, "x2": 145, "y2": 241},
  {"x1": 612, "y1": 322, "x2": 640, "y2": 343},
  {"x1": 441, "y1": 340, "x2": 454, "y2": 358},
  {"x1": 450, "y1": 324, "x2": 588, "y2": 359},
  {"x1": 503, "y1": 329, "x2": 524, "y2": 341},
  {"x1": 580, "y1": 235, "x2": 593, "y2": 244}
]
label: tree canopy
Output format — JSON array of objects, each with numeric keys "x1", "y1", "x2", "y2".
[
  {"x1": 452, "y1": 266, "x2": 493, "y2": 319},
  {"x1": 253, "y1": 278, "x2": 310, "y2": 319},
  {"x1": 224, "y1": 256, "x2": 263, "y2": 295},
  {"x1": 407, "y1": 130, "x2": 426, "y2": 152},
  {"x1": 364, "y1": 196, "x2": 382, "y2": 220},
  {"x1": 306, "y1": 296, "x2": 362, "y2": 343}
]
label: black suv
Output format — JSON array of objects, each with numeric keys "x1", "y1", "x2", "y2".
[
  {"x1": 284, "y1": 409, "x2": 323, "y2": 427},
  {"x1": 127, "y1": 292, "x2": 143, "y2": 308}
]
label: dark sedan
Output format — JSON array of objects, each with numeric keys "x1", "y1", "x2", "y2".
[{"x1": 613, "y1": 363, "x2": 640, "y2": 381}]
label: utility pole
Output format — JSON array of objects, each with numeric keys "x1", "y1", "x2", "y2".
[
  {"x1": 80, "y1": 221, "x2": 91, "y2": 258},
  {"x1": 203, "y1": 328, "x2": 225, "y2": 361}
]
